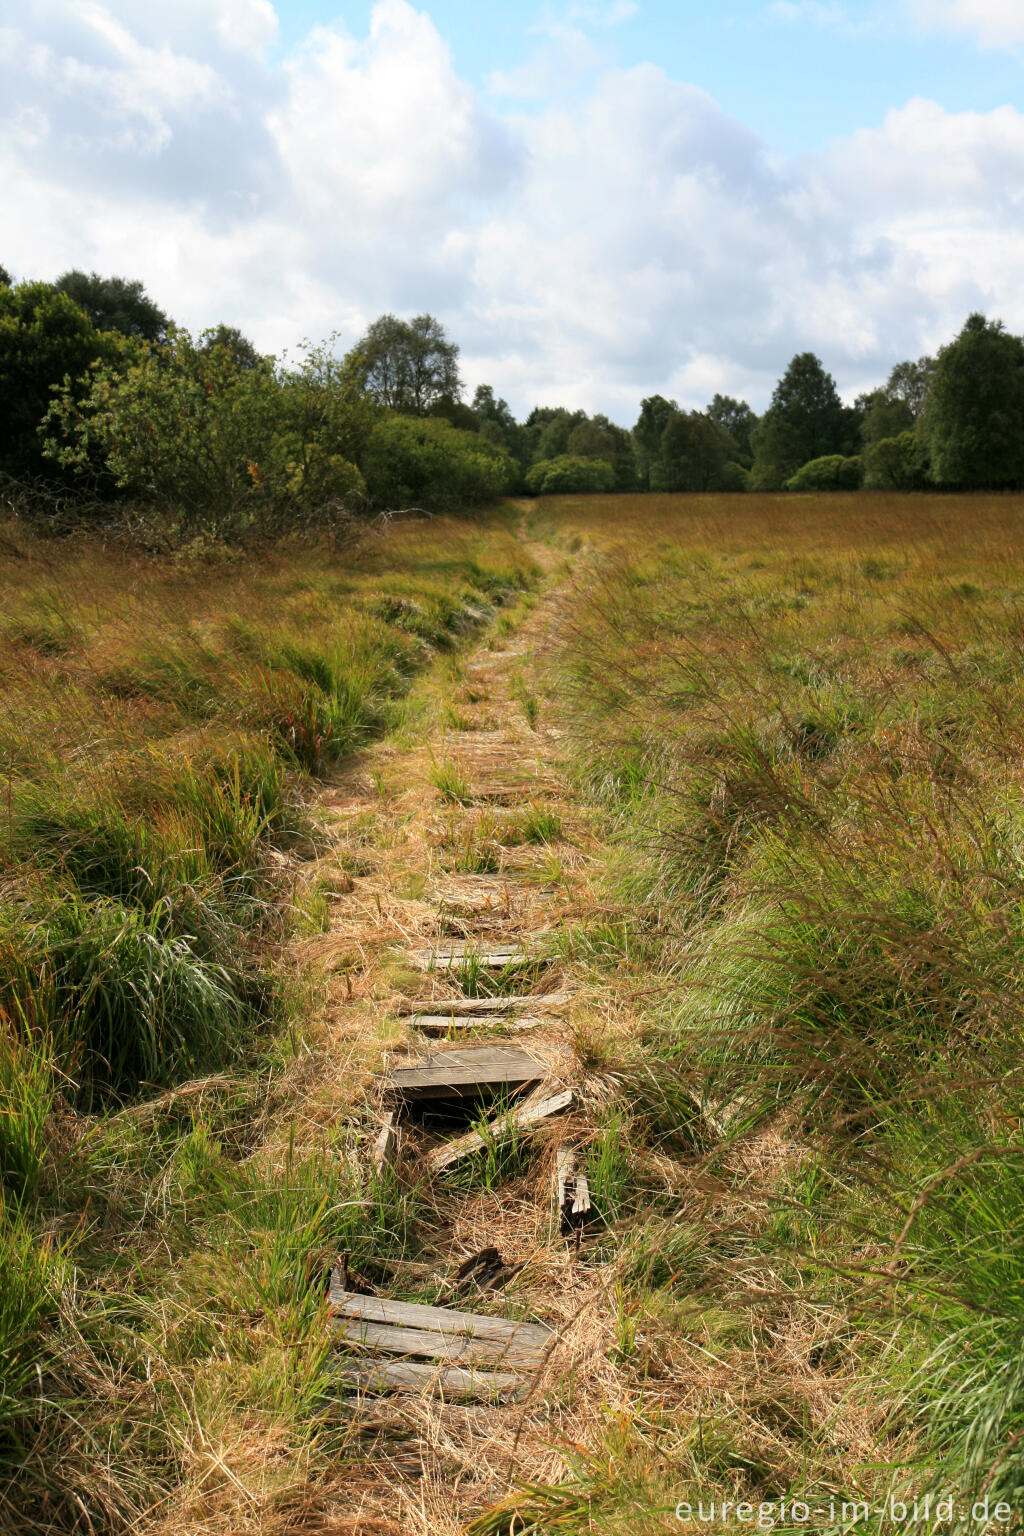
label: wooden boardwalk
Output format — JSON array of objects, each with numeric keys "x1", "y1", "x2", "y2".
[{"x1": 331, "y1": 1273, "x2": 552, "y2": 1402}]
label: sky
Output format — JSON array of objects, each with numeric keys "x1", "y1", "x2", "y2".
[{"x1": 2, "y1": 0, "x2": 1023, "y2": 419}]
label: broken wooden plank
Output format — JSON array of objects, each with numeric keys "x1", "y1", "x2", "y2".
[
  {"x1": 555, "y1": 1146, "x2": 575, "y2": 1223},
  {"x1": 411, "y1": 1013, "x2": 543, "y2": 1034},
  {"x1": 329, "y1": 1282, "x2": 552, "y2": 1352},
  {"x1": 372, "y1": 1110, "x2": 397, "y2": 1171},
  {"x1": 337, "y1": 1359, "x2": 523, "y2": 1401},
  {"x1": 555, "y1": 1146, "x2": 592, "y2": 1233},
  {"x1": 334, "y1": 1317, "x2": 544, "y2": 1369},
  {"x1": 427, "y1": 1088, "x2": 574, "y2": 1173},
  {"x1": 571, "y1": 1172, "x2": 592, "y2": 1220},
  {"x1": 453, "y1": 1246, "x2": 520, "y2": 1297},
  {"x1": 387, "y1": 1045, "x2": 542, "y2": 1102},
  {"x1": 395, "y1": 991, "x2": 572, "y2": 1017},
  {"x1": 410, "y1": 940, "x2": 532, "y2": 972}
]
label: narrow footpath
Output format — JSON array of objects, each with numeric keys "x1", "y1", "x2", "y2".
[{"x1": 291, "y1": 541, "x2": 629, "y2": 1534}]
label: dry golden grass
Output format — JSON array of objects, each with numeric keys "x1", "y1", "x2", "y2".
[{"x1": 9, "y1": 490, "x2": 1024, "y2": 1534}]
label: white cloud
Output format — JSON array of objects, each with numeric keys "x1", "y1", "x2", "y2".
[
  {"x1": 907, "y1": 0, "x2": 1024, "y2": 48},
  {"x1": 214, "y1": 0, "x2": 278, "y2": 57},
  {"x1": 488, "y1": 21, "x2": 606, "y2": 98},
  {"x1": 1, "y1": 0, "x2": 1023, "y2": 416}
]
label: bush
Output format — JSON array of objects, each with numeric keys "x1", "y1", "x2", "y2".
[
  {"x1": 42, "y1": 331, "x2": 371, "y2": 538},
  {"x1": 865, "y1": 431, "x2": 928, "y2": 490},
  {"x1": 785, "y1": 453, "x2": 863, "y2": 491},
  {"x1": 524, "y1": 455, "x2": 615, "y2": 495},
  {"x1": 0, "y1": 282, "x2": 115, "y2": 478},
  {"x1": 360, "y1": 415, "x2": 514, "y2": 512}
]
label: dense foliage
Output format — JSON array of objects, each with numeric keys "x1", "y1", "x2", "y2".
[
  {"x1": 44, "y1": 331, "x2": 372, "y2": 536},
  {"x1": 0, "y1": 282, "x2": 116, "y2": 477},
  {"x1": 360, "y1": 413, "x2": 514, "y2": 511},
  {"x1": 2, "y1": 256, "x2": 1024, "y2": 535}
]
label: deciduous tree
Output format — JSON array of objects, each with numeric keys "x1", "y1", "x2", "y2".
[
  {"x1": 706, "y1": 394, "x2": 758, "y2": 461},
  {"x1": 920, "y1": 314, "x2": 1024, "y2": 489},
  {"x1": 55, "y1": 270, "x2": 169, "y2": 342},
  {"x1": 0, "y1": 281, "x2": 115, "y2": 476},
  {"x1": 355, "y1": 313, "x2": 461, "y2": 415}
]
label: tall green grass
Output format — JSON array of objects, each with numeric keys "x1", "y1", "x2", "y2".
[
  {"x1": 0, "y1": 505, "x2": 538, "y2": 1530},
  {"x1": 544, "y1": 494, "x2": 1024, "y2": 1519}
]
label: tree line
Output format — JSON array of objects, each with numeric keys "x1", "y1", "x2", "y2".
[{"x1": 1, "y1": 262, "x2": 1021, "y2": 541}]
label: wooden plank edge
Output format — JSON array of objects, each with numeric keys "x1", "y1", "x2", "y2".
[
  {"x1": 336, "y1": 1359, "x2": 524, "y2": 1401},
  {"x1": 329, "y1": 1280, "x2": 552, "y2": 1348},
  {"x1": 427, "y1": 1087, "x2": 575, "y2": 1174},
  {"x1": 412, "y1": 1015, "x2": 543, "y2": 1033},
  {"x1": 332, "y1": 1317, "x2": 546, "y2": 1369},
  {"x1": 395, "y1": 991, "x2": 573, "y2": 1016}
]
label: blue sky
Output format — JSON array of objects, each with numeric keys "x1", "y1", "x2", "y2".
[
  {"x1": 271, "y1": 0, "x2": 1023, "y2": 152},
  {"x1": 2, "y1": 0, "x2": 1023, "y2": 418}
]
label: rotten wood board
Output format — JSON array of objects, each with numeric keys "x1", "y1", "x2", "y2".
[
  {"x1": 555, "y1": 1146, "x2": 592, "y2": 1232},
  {"x1": 411, "y1": 1014, "x2": 543, "y2": 1034},
  {"x1": 410, "y1": 942, "x2": 534, "y2": 972},
  {"x1": 394, "y1": 991, "x2": 572, "y2": 1017},
  {"x1": 472, "y1": 784, "x2": 561, "y2": 805},
  {"x1": 427, "y1": 1087, "x2": 575, "y2": 1174},
  {"x1": 387, "y1": 1045, "x2": 543, "y2": 1102},
  {"x1": 330, "y1": 1282, "x2": 552, "y2": 1352},
  {"x1": 337, "y1": 1360, "x2": 523, "y2": 1401},
  {"x1": 372, "y1": 1110, "x2": 396, "y2": 1171},
  {"x1": 333, "y1": 1317, "x2": 544, "y2": 1369}
]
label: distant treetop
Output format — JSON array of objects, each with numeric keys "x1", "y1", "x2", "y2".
[
  {"x1": 54, "y1": 270, "x2": 169, "y2": 343},
  {"x1": 355, "y1": 313, "x2": 461, "y2": 415}
]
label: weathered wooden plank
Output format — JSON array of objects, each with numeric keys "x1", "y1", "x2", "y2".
[
  {"x1": 372, "y1": 1110, "x2": 396, "y2": 1171},
  {"x1": 420, "y1": 939, "x2": 525, "y2": 958},
  {"x1": 395, "y1": 992, "x2": 572, "y2": 1017},
  {"x1": 427, "y1": 1088, "x2": 574, "y2": 1173},
  {"x1": 411, "y1": 943, "x2": 531, "y2": 972},
  {"x1": 472, "y1": 784, "x2": 559, "y2": 805},
  {"x1": 333, "y1": 1317, "x2": 546, "y2": 1368},
  {"x1": 329, "y1": 1283, "x2": 552, "y2": 1350},
  {"x1": 555, "y1": 1146, "x2": 575, "y2": 1219},
  {"x1": 412, "y1": 1014, "x2": 543, "y2": 1034},
  {"x1": 388, "y1": 1045, "x2": 542, "y2": 1101},
  {"x1": 571, "y1": 1172, "x2": 592, "y2": 1218},
  {"x1": 554, "y1": 1145, "x2": 593, "y2": 1231},
  {"x1": 337, "y1": 1360, "x2": 523, "y2": 1401}
]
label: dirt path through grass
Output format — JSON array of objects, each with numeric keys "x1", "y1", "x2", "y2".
[{"x1": 279, "y1": 530, "x2": 633, "y2": 1534}]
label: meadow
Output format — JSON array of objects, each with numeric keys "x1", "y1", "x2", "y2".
[
  {"x1": 0, "y1": 508, "x2": 536, "y2": 1530},
  {"x1": 2, "y1": 489, "x2": 1024, "y2": 1533},
  {"x1": 501, "y1": 490, "x2": 1024, "y2": 1530}
]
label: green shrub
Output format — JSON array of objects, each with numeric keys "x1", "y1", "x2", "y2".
[
  {"x1": 43, "y1": 331, "x2": 372, "y2": 537},
  {"x1": 524, "y1": 455, "x2": 615, "y2": 495},
  {"x1": 361, "y1": 415, "x2": 514, "y2": 512},
  {"x1": 864, "y1": 430, "x2": 928, "y2": 490},
  {"x1": 785, "y1": 453, "x2": 863, "y2": 491}
]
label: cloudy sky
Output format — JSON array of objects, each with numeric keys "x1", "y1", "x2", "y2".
[{"x1": 2, "y1": 0, "x2": 1023, "y2": 419}]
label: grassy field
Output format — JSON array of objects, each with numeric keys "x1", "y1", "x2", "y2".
[
  {"x1": 3, "y1": 489, "x2": 1024, "y2": 1533},
  {"x1": 501, "y1": 491, "x2": 1024, "y2": 1532},
  {"x1": 0, "y1": 509, "x2": 537, "y2": 1531}
]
